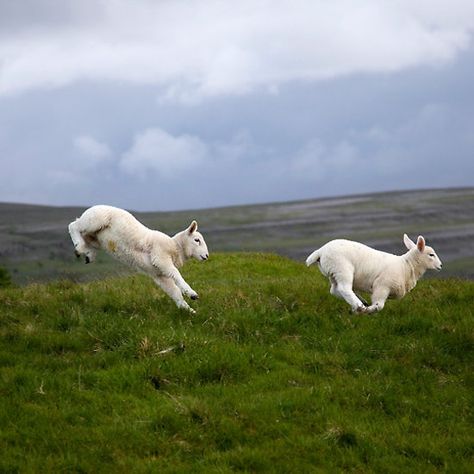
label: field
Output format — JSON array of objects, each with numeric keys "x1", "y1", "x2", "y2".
[
  {"x1": 1, "y1": 187, "x2": 474, "y2": 284},
  {"x1": 1, "y1": 253, "x2": 473, "y2": 472}
]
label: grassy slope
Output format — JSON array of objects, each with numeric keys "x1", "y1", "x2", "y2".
[{"x1": 0, "y1": 253, "x2": 473, "y2": 473}]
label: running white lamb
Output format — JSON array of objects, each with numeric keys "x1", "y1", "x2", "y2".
[
  {"x1": 68, "y1": 205, "x2": 209, "y2": 313},
  {"x1": 306, "y1": 234, "x2": 442, "y2": 313}
]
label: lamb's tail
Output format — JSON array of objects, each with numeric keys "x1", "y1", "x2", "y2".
[{"x1": 306, "y1": 248, "x2": 322, "y2": 267}]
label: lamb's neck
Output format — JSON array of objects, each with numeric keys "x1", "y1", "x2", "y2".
[
  {"x1": 402, "y1": 251, "x2": 426, "y2": 287},
  {"x1": 171, "y1": 233, "x2": 188, "y2": 267}
]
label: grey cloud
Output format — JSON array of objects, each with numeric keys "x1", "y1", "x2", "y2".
[
  {"x1": 1, "y1": 1, "x2": 474, "y2": 97},
  {"x1": 0, "y1": 38, "x2": 473, "y2": 210},
  {"x1": 0, "y1": 0, "x2": 99, "y2": 34}
]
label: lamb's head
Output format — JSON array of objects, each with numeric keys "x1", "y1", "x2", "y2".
[
  {"x1": 403, "y1": 234, "x2": 442, "y2": 271},
  {"x1": 180, "y1": 220, "x2": 209, "y2": 261}
]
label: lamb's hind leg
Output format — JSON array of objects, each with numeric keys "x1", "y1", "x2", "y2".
[
  {"x1": 68, "y1": 221, "x2": 96, "y2": 264},
  {"x1": 330, "y1": 276, "x2": 343, "y2": 299},
  {"x1": 355, "y1": 293, "x2": 369, "y2": 306},
  {"x1": 68, "y1": 221, "x2": 85, "y2": 255},
  {"x1": 330, "y1": 275, "x2": 368, "y2": 304},
  {"x1": 332, "y1": 275, "x2": 367, "y2": 313},
  {"x1": 154, "y1": 276, "x2": 196, "y2": 314}
]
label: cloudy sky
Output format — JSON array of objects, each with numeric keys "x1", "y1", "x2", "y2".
[{"x1": 1, "y1": 0, "x2": 474, "y2": 211}]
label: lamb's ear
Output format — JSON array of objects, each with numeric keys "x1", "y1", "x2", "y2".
[
  {"x1": 416, "y1": 235, "x2": 425, "y2": 252},
  {"x1": 403, "y1": 234, "x2": 416, "y2": 250},
  {"x1": 187, "y1": 220, "x2": 198, "y2": 234}
]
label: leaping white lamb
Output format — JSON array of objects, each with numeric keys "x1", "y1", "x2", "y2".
[
  {"x1": 68, "y1": 205, "x2": 209, "y2": 313},
  {"x1": 306, "y1": 234, "x2": 442, "y2": 313}
]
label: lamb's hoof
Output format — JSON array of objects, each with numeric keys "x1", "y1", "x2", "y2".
[
  {"x1": 85, "y1": 256, "x2": 90, "y2": 264},
  {"x1": 178, "y1": 302, "x2": 196, "y2": 314},
  {"x1": 74, "y1": 250, "x2": 81, "y2": 259},
  {"x1": 190, "y1": 293, "x2": 199, "y2": 300},
  {"x1": 354, "y1": 305, "x2": 367, "y2": 314}
]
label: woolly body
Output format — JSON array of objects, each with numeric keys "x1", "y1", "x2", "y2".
[
  {"x1": 68, "y1": 205, "x2": 209, "y2": 313},
  {"x1": 306, "y1": 235, "x2": 442, "y2": 313}
]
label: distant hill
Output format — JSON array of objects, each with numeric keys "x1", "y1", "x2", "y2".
[{"x1": 1, "y1": 187, "x2": 473, "y2": 284}]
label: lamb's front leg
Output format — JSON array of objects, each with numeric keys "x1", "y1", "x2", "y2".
[
  {"x1": 154, "y1": 276, "x2": 196, "y2": 314},
  {"x1": 166, "y1": 267, "x2": 198, "y2": 300},
  {"x1": 152, "y1": 257, "x2": 198, "y2": 300},
  {"x1": 366, "y1": 286, "x2": 390, "y2": 314}
]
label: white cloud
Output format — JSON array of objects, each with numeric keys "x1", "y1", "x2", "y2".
[
  {"x1": 120, "y1": 128, "x2": 265, "y2": 179},
  {"x1": 1, "y1": 0, "x2": 473, "y2": 100},
  {"x1": 120, "y1": 128, "x2": 209, "y2": 178},
  {"x1": 74, "y1": 135, "x2": 111, "y2": 161}
]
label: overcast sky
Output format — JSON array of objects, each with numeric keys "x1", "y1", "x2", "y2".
[{"x1": 1, "y1": 0, "x2": 474, "y2": 211}]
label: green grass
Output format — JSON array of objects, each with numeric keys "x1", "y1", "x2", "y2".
[
  {"x1": 0, "y1": 253, "x2": 473, "y2": 472},
  {"x1": 0, "y1": 266, "x2": 12, "y2": 288}
]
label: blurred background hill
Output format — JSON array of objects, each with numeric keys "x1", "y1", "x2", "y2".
[{"x1": 1, "y1": 187, "x2": 473, "y2": 285}]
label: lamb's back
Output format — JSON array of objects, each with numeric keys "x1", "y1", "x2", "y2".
[
  {"x1": 87, "y1": 205, "x2": 156, "y2": 247},
  {"x1": 319, "y1": 239, "x2": 395, "y2": 277}
]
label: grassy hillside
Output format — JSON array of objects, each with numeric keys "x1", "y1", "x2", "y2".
[
  {"x1": 1, "y1": 187, "x2": 474, "y2": 283},
  {"x1": 1, "y1": 253, "x2": 473, "y2": 472}
]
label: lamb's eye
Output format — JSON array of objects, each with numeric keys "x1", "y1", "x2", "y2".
[
  {"x1": 194, "y1": 238, "x2": 200, "y2": 244},
  {"x1": 429, "y1": 253, "x2": 435, "y2": 257}
]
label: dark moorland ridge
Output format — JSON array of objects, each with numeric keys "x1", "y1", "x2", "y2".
[{"x1": 1, "y1": 187, "x2": 473, "y2": 284}]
